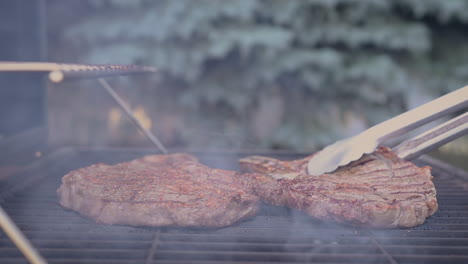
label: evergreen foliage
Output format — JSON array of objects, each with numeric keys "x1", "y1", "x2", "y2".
[{"x1": 49, "y1": 0, "x2": 468, "y2": 150}]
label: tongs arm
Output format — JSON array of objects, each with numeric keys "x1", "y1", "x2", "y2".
[
  {"x1": 364, "y1": 86, "x2": 468, "y2": 143},
  {"x1": 394, "y1": 112, "x2": 468, "y2": 160}
]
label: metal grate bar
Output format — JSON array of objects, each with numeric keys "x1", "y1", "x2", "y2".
[
  {"x1": 368, "y1": 236, "x2": 398, "y2": 264},
  {"x1": 145, "y1": 231, "x2": 161, "y2": 264},
  {"x1": 153, "y1": 250, "x2": 389, "y2": 263},
  {"x1": 392, "y1": 254, "x2": 468, "y2": 264}
]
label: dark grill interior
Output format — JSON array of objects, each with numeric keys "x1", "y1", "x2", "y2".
[{"x1": 0, "y1": 148, "x2": 468, "y2": 264}]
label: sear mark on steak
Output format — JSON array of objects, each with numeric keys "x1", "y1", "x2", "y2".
[
  {"x1": 57, "y1": 153, "x2": 259, "y2": 228},
  {"x1": 238, "y1": 146, "x2": 438, "y2": 228}
]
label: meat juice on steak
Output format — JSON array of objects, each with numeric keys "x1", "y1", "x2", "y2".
[
  {"x1": 57, "y1": 153, "x2": 259, "y2": 227},
  {"x1": 239, "y1": 147, "x2": 438, "y2": 228}
]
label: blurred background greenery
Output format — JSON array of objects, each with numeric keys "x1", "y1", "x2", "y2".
[{"x1": 46, "y1": 0, "x2": 468, "y2": 164}]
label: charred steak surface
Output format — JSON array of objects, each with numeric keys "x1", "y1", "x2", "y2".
[
  {"x1": 57, "y1": 153, "x2": 259, "y2": 227},
  {"x1": 239, "y1": 147, "x2": 438, "y2": 228}
]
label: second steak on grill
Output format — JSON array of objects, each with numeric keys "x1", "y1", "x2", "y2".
[
  {"x1": 239, "y1": 147, "x2": 438, "y2": 228},
  {"x1": 57, "y1": 153, "x2": 259, "y2": 227}
]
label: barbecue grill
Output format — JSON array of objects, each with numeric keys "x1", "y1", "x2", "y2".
[
  {"x1": 1, "y1": 59, "x2": 467, "y2": 264},
  {"x1": 0, "y1": 66, "x2": 467, "y2": 264},
  {"x1": 2, "y1": 2, "x2": 468, "y2": 263},
  {"x1": 1, "y1": 137, "x2": 468, "y2": 264}
]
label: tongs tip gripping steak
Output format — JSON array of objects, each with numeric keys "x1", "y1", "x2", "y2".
[{"x1": 308, "y1": 85, "x2": 468, "y2": 176}]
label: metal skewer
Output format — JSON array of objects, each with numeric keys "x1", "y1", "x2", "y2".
[{"x1": 97, "y1": 78, "x2": 168, "y2": 154}]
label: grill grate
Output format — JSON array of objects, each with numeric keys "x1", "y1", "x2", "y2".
[{"x1": 0, "y1": 148, "x2": 467, "y2": 264}]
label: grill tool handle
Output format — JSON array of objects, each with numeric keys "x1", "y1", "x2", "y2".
[
  {"x1": 98, "y1": 78, "x2": 168, "y2": 154},
  {"x1": 0, "y1": 206, "x2": 47, "y2": 264},
  {"x1": 394, "y1": 112, "x2": 468, "y2": 160}
]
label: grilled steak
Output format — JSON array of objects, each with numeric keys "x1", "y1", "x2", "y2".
[
  {"x1": 57, "y1": 153, "x2": 259, "y2": 227},
  {"x1": 239, "y1": 147, "x2": 438, "y2": 228}
]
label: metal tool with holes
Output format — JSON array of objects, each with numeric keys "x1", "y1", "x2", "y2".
[
  {"x1": 307, "y1": 85, "x2": 468, "y2": 176},
  {"x1": 0, "y1": 62, "x2": 157, "y2": 82},
  {"x1": 0, "y1": 61, "x2": 166, "y2": 154}
]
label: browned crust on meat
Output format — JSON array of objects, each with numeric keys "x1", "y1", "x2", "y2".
[
  {"x1": 238, "y1": 147, "x2": 438, "y2": 228},
  {"x1": 57, "y1": 153, "x2": 259, "y2": 227}
]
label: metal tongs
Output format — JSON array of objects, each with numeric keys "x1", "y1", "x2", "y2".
[{"x1": 308, "y1": 86, "x2": 468, "y2": 176}]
